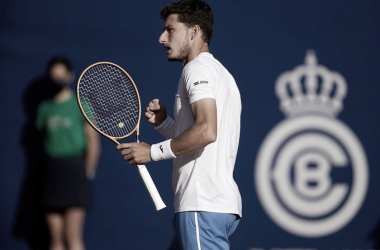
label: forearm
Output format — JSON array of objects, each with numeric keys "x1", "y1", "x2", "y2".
[
  {"x1": 85, "y1": 125, "x2": 101, "y2": 178},
  {"x1": 148, "y1": 98, "x2": 217, "y2": 162},
  {"x1": 155, "y1": 115, "x2": 175, "y2": 139},
  {"x1": 171, "y1": 121, "x2": 216, "y2": 156}
]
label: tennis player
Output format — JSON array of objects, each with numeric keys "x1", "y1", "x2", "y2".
[{"x1": 117, "y1": 0, "x2": 242, "y2": 249}]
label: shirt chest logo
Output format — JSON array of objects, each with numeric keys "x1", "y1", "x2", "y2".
[{"x1": 48, "y1": 115, "x2": 72, "y2": 130}]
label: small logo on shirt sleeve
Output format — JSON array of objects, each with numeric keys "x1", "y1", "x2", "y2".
[{"x1": 193, "y1": 80, "x2": 208, "y2": 86}]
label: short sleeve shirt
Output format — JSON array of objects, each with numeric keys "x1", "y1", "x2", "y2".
[{"x1": 173, "y1": 52, "x2": 242, "y2": 217}]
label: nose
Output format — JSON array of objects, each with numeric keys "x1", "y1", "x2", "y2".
[{"x1": 158, "y1": 31, "x2": 166, "y2": 44}]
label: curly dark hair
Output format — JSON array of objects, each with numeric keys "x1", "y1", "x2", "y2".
[{"x1": 160, "y1": 0, "x2": 214, "y2": 44}]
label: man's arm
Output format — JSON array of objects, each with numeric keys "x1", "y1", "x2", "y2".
[
  {"x1": 116, "y1": 98, "x2": 217, "y2": 164},
  {"x1": 146, "y1": 99, "x2": 175, "y2": 139},
  {"x1": 171, "y1": 98, "x2": 217, "y2": 155}
]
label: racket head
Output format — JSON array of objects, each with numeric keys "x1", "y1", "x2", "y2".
[{"x1": 76, "y1": 62, "x2": 141, "y2": 144}]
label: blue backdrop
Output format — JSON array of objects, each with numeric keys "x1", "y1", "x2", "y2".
[{"x1": 1, "y1": 0, "x2": 380, "y2": 249}]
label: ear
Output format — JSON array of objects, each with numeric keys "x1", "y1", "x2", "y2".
[{"x1": 191, "y1": 25, "x2": 201, "y2": 40}]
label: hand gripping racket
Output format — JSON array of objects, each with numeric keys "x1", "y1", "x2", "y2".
[{"x1": 77, "y1": 62, "x2": 166, "y2": 211}]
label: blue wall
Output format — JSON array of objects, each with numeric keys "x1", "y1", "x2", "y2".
[{"x1": 1, "y1": 0, "x2": 380, "y2": 249}]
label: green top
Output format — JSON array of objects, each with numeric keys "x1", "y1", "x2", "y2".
[{"x1": 36, "y1": 94, "x2": 87, "y2": 158}]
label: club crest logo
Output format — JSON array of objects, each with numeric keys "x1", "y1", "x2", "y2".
[{"x1": 254, "y1": 50, "x2": 369, "y2": 237}]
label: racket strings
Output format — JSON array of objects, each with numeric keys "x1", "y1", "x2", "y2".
[{"x1": 78, "y1": 64, "x2": 139, "y2": 138}]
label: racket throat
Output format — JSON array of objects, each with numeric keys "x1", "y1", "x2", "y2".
[{"x1": 136, "y1": 134, "x2": 140, "y2": 143}]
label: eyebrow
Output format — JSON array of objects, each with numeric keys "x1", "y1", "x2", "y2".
[{"x1": 163, "y1": 24, "x2": 174, "y2": 31}]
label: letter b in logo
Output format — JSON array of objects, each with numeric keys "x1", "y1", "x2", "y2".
[{"x1": 255, "y1": 116, "x2": 368, "y2": 237}]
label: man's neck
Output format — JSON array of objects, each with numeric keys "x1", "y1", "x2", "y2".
[{"x1": 182, "y1": 43, "x2": 209, "y2": 66}]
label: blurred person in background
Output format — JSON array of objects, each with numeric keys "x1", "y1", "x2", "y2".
[
  {"x1": 36, "y1": 56, "x2": 101, "y2": 250},
  {"x1": 14, "y1": 57, "x2": 64, "y2": 250}
]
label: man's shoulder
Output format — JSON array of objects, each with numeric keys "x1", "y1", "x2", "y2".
[{"x1": 184, "y1": 53, "x2": 217, "y2": 74}]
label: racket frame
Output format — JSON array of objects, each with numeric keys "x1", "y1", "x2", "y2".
[
  {"x1": 76, "y1": 61, "x2": 141, "y2": 144},
  {"x1": 76, "y1": 61, "x2": 166, "y2": 211}
]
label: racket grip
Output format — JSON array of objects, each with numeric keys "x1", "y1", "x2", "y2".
[{"x1": 136, "y1": 164, "x2": 167, "y2": 211}]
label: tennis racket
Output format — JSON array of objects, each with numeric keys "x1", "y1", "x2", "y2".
[{"x1": 76, "y1": 61, "x2": 166, "y2": 211}]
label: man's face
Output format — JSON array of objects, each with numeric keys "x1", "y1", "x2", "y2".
[{"x1": 159, "y1": 14, "x2": 191, "y2": 63}]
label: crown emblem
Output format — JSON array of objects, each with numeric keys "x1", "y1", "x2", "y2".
[{"x1": 275, "y1": 50, "x2": 347, "y2": 117}]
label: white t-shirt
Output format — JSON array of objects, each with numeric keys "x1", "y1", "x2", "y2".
[{"x1": 158, "y1": 52, "x2": 242, "y2": 217}]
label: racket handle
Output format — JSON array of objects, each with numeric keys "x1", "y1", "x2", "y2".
[{"x1": 136, "y1": 164, "x2": 167, "y2": 211}]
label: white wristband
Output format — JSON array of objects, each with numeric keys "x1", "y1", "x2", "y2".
[
  {"x1": 155, "y1": 116, "x2": 175, "y2": 139},
  {"x1": 151, "y1": 139, "x2": 176, "y2": 161}
]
